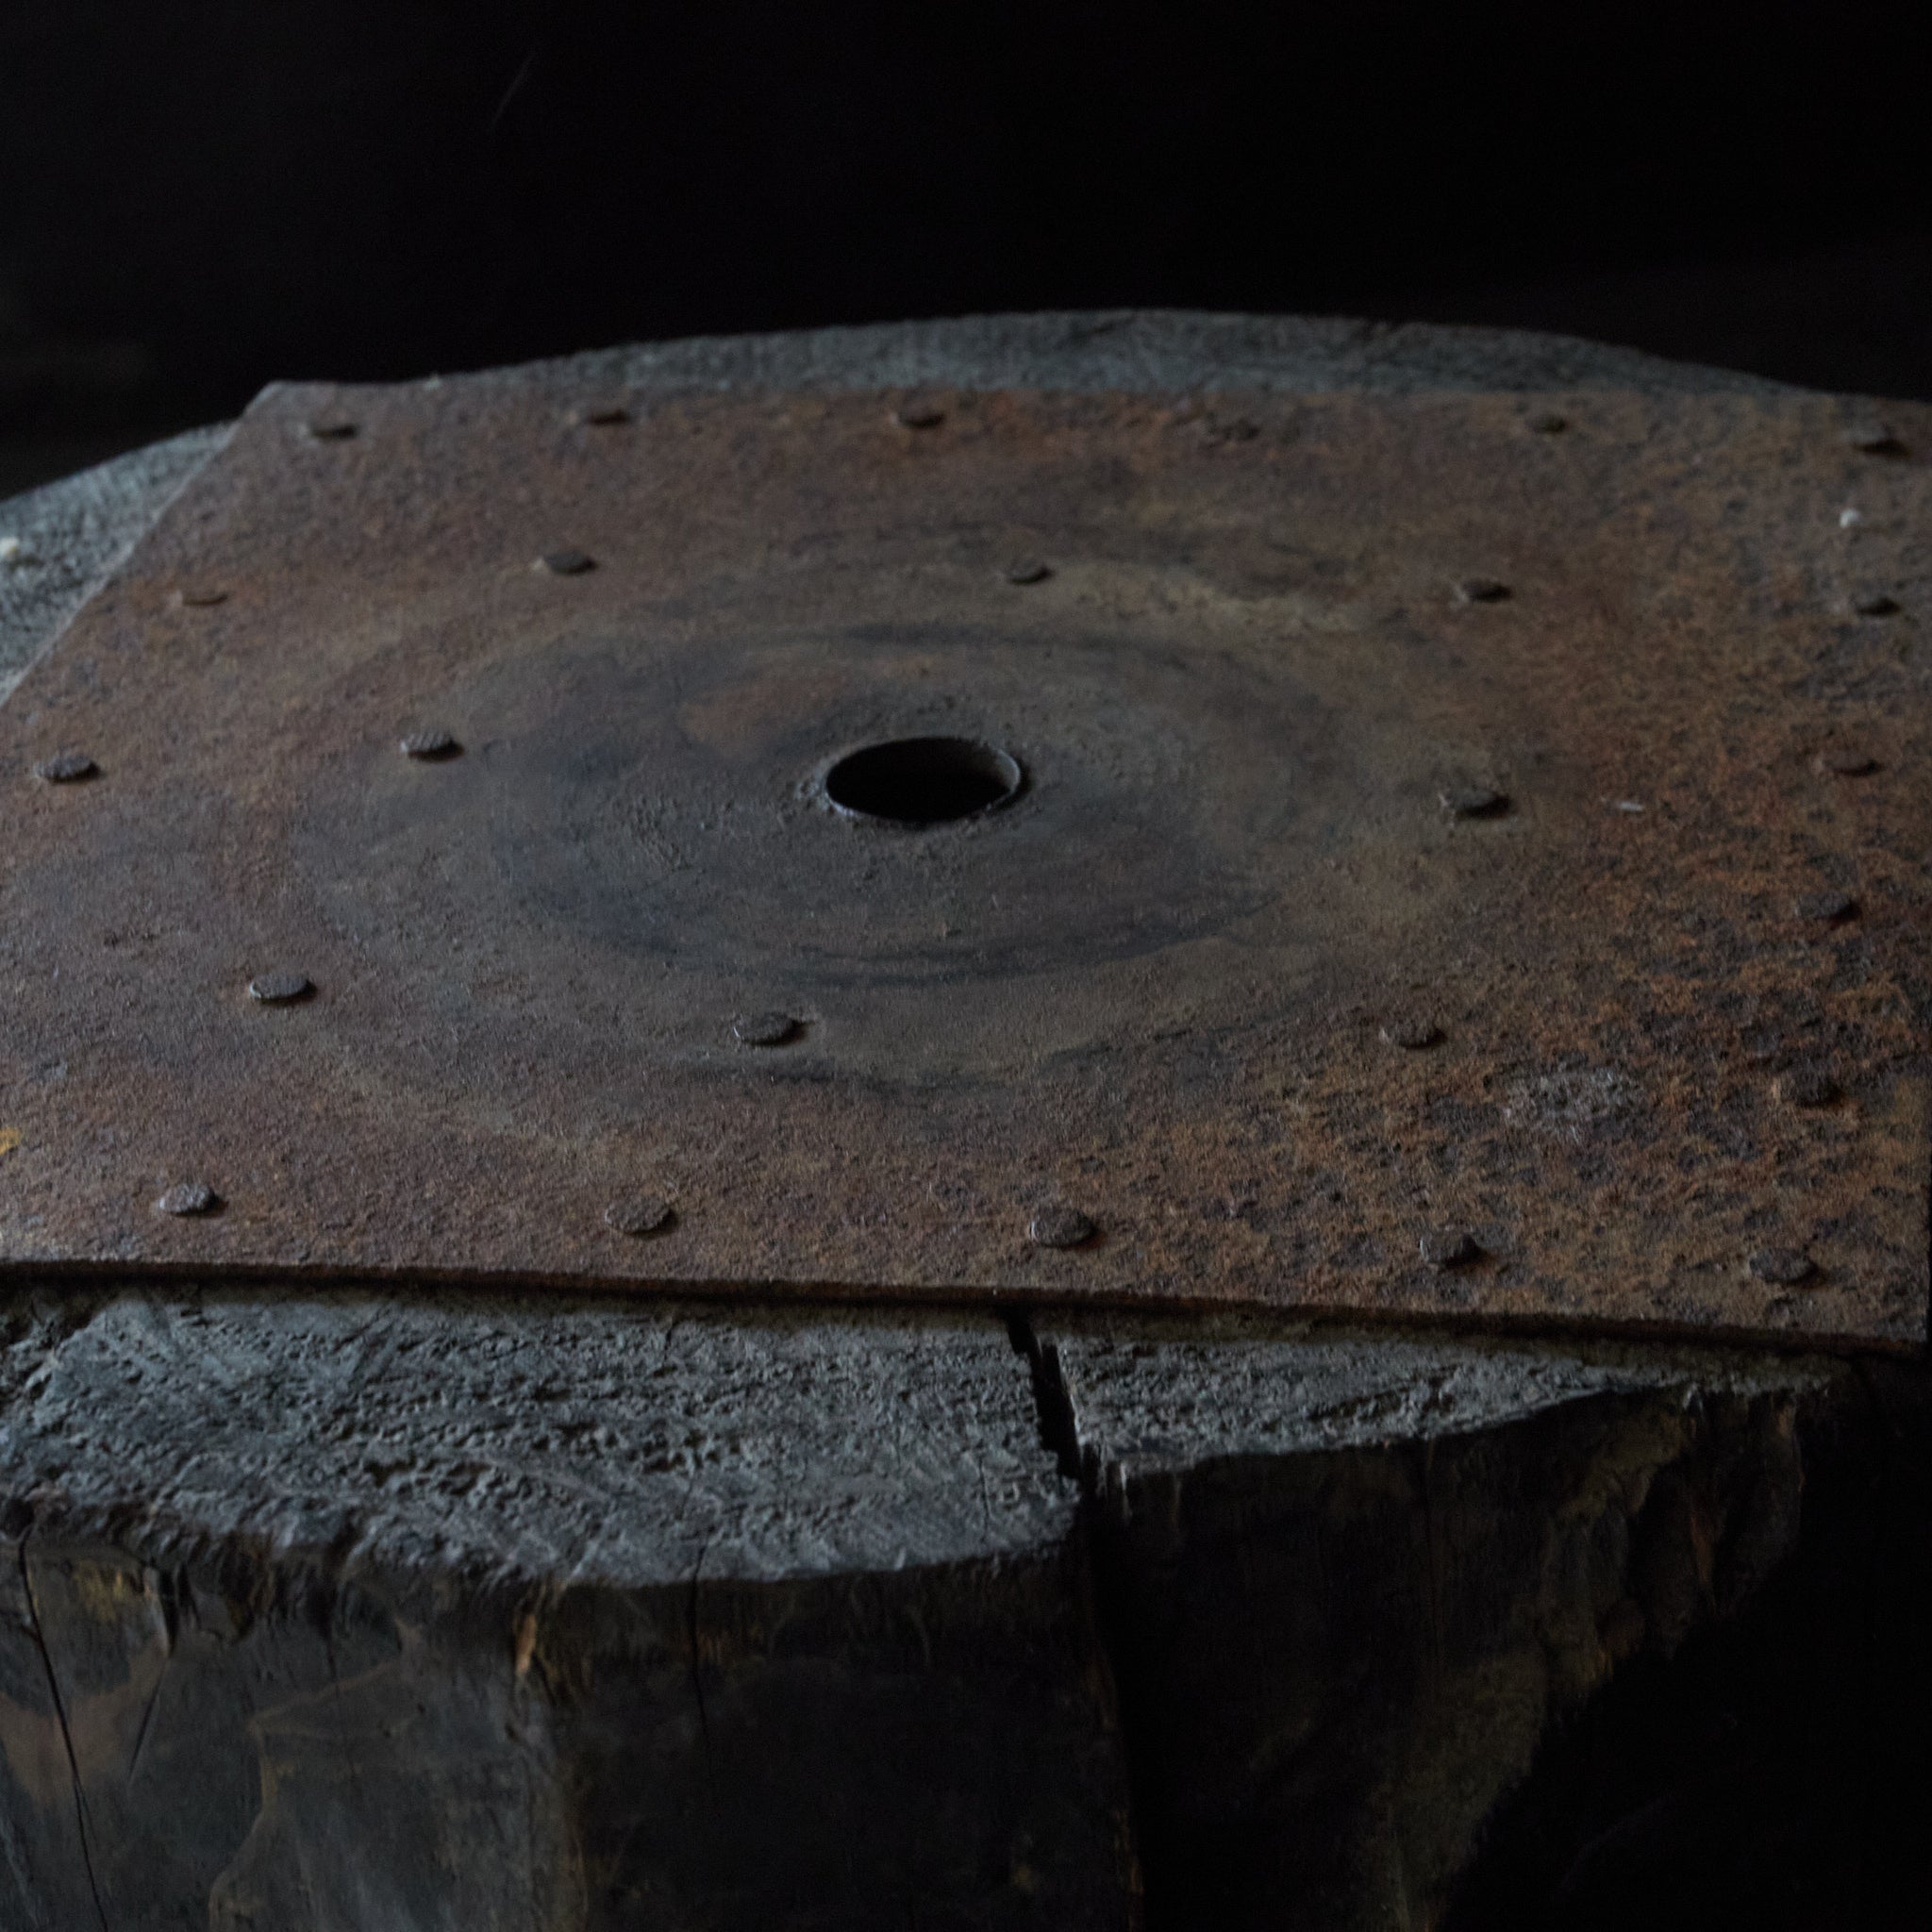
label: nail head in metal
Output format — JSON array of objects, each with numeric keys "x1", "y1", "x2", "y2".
[
  {"x1": 1795, "y1": 889, "x2": 1858, "y2": 924},
  {"x1": 1815, "y1": 749, "x2": 1878, "y2": 776},
  {"x1": 1382, "y1": 1016, "x2": 1442, "y2": 1050},
  {"x1": 1029, "y1": 1206, "x2": 1097, "y2": 1250},
  {"x1": 1775, "y1": 1066, "x2": 1840, "y2": 1108},
  {"x1": 1853, "y1": 593, "x2": 1900, "y2": 617},
  {"x1": 605, "y1": 1195, "x2": 676, "y2": 1238},
  {"x1": 1420, "y1": 1227, "x2": 1482, "y2": 1270},
  {"x1": 538, "y1": 548, "x2": 596, "y2": 576},
  {"x1": 1748, "y1": 1246, "x2": 1816, "y2": 1285},
  {"x1": 733, "y1": 1010, "x2": 800, "y2": 1048},
  {"x1": 1454, "y1": 577, "x2": 1510, "y2": 604},
  {"x1": 1005, "y1": 559, "x2": 1053, "y2": 585},
  {"x1": 400, "y1": 727, "x2": 460, "y2": 760},
  {"x1": 1440, "y1": 785, "x2": 1508, "y2": 819},
  {"x1": 248, "y1": 971, "x2": 314, "y2": 1007},
  {"x1": 893, "y1": 397, "x2": 946, "y2": 430},
  {"x1": 306, "y1": 418, "x2": 358, "y2": 441},
  {"x1": 33, "y1": 750, "x2": 97, "y2": 784},
  {"x1": 156, "y1": 1181, "x2": 219, "y2": 1218}
]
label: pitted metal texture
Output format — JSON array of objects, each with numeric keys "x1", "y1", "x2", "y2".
[{"x1": 1, "y1": 377, "x2": 1927, "y2": 1346}]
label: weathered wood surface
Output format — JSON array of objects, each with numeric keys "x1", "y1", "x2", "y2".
[
  {"x1": 5, "y1": 313, "x2": 1927, "y2": 1929},
  {"x1": 1, "y1": 1294, "x2": 1124, "y2": 1930},
  {"x1": 1033, "y1": 1317, "x2": 1932, "y2": 1928}
]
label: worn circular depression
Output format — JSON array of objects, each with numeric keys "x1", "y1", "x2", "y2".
[{"x1": 823, "y1": 736, "x2": 1023, "y2": 825}]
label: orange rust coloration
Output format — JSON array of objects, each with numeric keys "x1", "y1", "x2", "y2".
[{"x1": 1, "y1": 380, "x2": 1928, "y2": 1348}]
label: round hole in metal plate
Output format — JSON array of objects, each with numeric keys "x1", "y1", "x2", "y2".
[{"x1": 823, "y1": 736, "x2": 1023, "y2": 825}]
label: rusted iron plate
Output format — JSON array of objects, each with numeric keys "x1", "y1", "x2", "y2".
[{"x1": 2, "y1": 380, "x2": 1928, "y2": 1347}]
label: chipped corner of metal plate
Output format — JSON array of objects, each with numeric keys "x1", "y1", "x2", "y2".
[{"x1": 2, "y1": 375, "x2": 1929, "y2": 1351}]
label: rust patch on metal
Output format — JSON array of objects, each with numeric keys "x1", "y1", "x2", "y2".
[{"x1": 2, "y1": 381, "x2": 1929, "y2": 1347}]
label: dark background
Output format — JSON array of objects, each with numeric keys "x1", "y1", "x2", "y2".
[{"x1": 2, "y1": 1, "x2": 1927, "y2": 496}]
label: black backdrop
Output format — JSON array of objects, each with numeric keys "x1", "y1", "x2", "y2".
[{"x1": 2, "y1": 1, "x2": 1927, "y2": 487}]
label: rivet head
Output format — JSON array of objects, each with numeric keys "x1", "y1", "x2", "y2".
[
  {"x1": 1454, "y1": 577, "x2": 1511, "y2": 604},
  {"x1": 1774, "y1": 1066, "x2": 1840, "y2": 1108},
  {"x1": 1815, "y1": 749, "x2": 1878, "y2": 776},
  {"x1": 1, "y1": 536, "x2": 36, "y2": 568},
  {"x1": 733, "y1": 1010, "x2": 800, "y2": 1047},
  {"x1": 1005, "y1": 558, "x2": 1053, "y2": 585},
  {"x1": 580, "y1": 404, "x2": 631, "y2": 426},
  {"x1": 538, "y1": 548, "x2": 596, "y2": 576},
  {"x1": 1420, "y1": 1227, "x2": 1482, "y2": 1270},
  {"x1": 175, "y1": 585, "x2": 229, "y2": 608},
  {"x1": 155, "y1": 1181, "x2": 219, "y2": 1218},
  {"x1": 1440, "y1": 784, "x2": 1509, "y2": 819},
  {"x1": 1794, "y1": 889, "x2": 1858, "y2": 924},
  {"x1": 399, "y1": 727, "x2": 460, "y2": 760},
  {"x1": 248, "y1": 971, "x2": 314, "y2": 1006},
  {"x1": 33, "y1": 750, "x2": 97, "y2": 784},
  {"x1": 1382, "y1": 1016, "x2": 1442, "y2": 1050},
  {"x1": 1844, "y1": 425, "x2": 1907, "y2": 457},
  {"x1": 306, "y1": 418, "x2": 358, "y2": 441},
  {"x1": 606, "y1": 1195, "x2": 676, "y2": 1238},
  {"x1": 1528, "y1": 411, "x2": 1568, "y2": 434},
  {"x1": 1852, "y1": 592, "x2": 1900, "y2": 617},
  {"x1": 1029, "y1": 1207, "x2": 1097, "y2": 1250},
  {"x1": 1748, "y1": 1246, "x2": 1816, "y2": 1285},
  {"x1": 893, "y1": 397, "x2": 946, "y2": 430}
]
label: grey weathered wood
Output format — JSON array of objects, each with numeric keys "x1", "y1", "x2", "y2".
[
  {"x1": 2, "y1": 1291, "x2": 1124, "y2": 1929},
  {"x1": 1028, "y1": 1316, "x2": 1875, "y2": 1928}
]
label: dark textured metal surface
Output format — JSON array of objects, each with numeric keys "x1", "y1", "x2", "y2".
[{"x1": 1, "y1": 379, "x2": 1928, "y2": 1345}]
